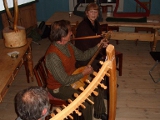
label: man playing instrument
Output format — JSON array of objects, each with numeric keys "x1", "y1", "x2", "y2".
[{"x1": 45, "y1": 20, "x2": 108, "y2": 120}]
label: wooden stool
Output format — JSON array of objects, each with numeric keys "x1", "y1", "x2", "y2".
[{"x1": 115, "y1": 51, "x2": 123, "y2": 76}]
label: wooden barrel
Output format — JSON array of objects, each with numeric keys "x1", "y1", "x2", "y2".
[{"x1": 3, "y1": 26, "x2": 27, "y2": 48}]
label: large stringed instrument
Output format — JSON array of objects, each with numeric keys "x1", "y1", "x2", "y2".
[
  {"x1": 50, "y1": 44, "x2": 117, "y2": 120},
  {"x1": 71, "y1": 31, "x2": 112, "y2": 89},
  {"x1": 113, "y1": 0, "x2": 150, "y2": 17}
]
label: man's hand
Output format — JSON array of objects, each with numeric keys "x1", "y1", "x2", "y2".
[
  {"x1": 97, "y1": 38, "x2": 109, "y2": 48},
  {"x1": 82, "y1": 65, "x2": 93, "y2": 76}
]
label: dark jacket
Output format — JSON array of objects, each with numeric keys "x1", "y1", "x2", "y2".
[
  {"x1": 75, "y1": 17, "x2": 102, "y2": 51},
  {"x1": 75, "y1": 17, "x2": 105, "y2": 68}
]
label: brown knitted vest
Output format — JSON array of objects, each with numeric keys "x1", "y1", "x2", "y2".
[{"x1": 45, "y1": 44, "x2": 76, "y2": 89}]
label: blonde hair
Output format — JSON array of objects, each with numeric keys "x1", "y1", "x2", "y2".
[{"x1": 85, "y1": 2, "x2": 99, "y2": 12}]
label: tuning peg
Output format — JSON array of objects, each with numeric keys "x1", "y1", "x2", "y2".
[
  {"x1": 85, "y1": 80, "x2": 98, "y2": 92},
  {"x1": 78, "y1": 87, "x2": 94, "y2": 104},
  {"x1": 99, "y1": 83, "x2": 107, "y2": 89},
  {"x1": 79, "y1": 86, "x2": 98, "y2": 97},
  {"x1": 50, "y1": 113, "x2": 55, "y2": 117},
  {"x1": 86, "y1": 97, "x2": 94, "y2": 104},
  {"x1": 56, "y1": 108, "x2": 62, "y2": 113},
  {"x1": 79, "y1": 87, "x2": 85, "y2": 91},
  {"x1": 92, "y1": 90, "x2": 98, "y2": 96},
  {"x1": 92, "y1": 71, "x2": 97, "y2": 76},
  {"x1": 62, "y1": 105, "x2": 74, "y2": 120},
  {"x1": 99, "y1": 61, "x2": 104, "y2": 65},
  {"x1": 68, "y1": 99, "x2": 82, "y2": 116},
  {"x1": 75, "y1": 110, "x2": 82, "y2": 116},
  {"x1": 93, "y1": 71, "x2": 104, "y2": 80},
  {"x1": 105, "y1": 72, "x2": 110, "y2": 77},
  {"x1": 68, "y1": 99, "x2": 73, "y2": 103},
  {"x1": 74, "y1": 93, "x2": 86, "y2": 109},
  {"x1": 85, "y1": 79, "x2": 91, "y2": 84},
  {"x1": 62, "y1": 104, "x2": 67, "y2": 108}
]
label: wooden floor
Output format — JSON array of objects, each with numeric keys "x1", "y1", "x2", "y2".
[{"x1": 0, "y1": 38, "x2": 160, "y2": 120}]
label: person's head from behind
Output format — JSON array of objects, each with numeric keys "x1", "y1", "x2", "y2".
[
  {"x1": 85, "y1": 3, "x2": 99, "y2": 23},
  {"x1": 50, "y1": 20, "x2": 72, "y2": 44},
  {"x1": 15, "y1": 86, "x2": 50, "y2": 120}
]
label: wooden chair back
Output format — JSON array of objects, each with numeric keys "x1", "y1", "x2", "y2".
[
  {"x1": 33, "y1": 56, "x2": 67, "y2": 108},
  {"x1": 71, "y1": 21, "x2": 79, "y2": 45},
  {"x1": 71, "y1": 21, "x2": 79, "y2": 37}
]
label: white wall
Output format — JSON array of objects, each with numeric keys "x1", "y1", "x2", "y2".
[{"x1": 0, "y1": 0, "x2": 36, "y2": 11}]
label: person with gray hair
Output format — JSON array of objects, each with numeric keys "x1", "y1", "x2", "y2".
[
  {"x1": 45, "y1": 19, "x2": 108, "y2": 120},
  {"x1": 15, "y1": 86, "x2": 50, "y2": 120}
]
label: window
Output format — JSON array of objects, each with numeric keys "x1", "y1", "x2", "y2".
[
  {"x1": 69, "y1": 0, "x2": 123, "y2": 12},
  {"x1": 0, "y1": 0, "x2": 36, "y2": 11},
  {"x1": 76, "y1": 0, "x2": 116, "y2": 3},
  {"x1": 101, "y1": 0, "x2": 116, "y2": 3}
]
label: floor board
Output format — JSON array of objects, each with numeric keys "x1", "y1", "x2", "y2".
[{"x1": 0, "y1": 38, "x2": 160, "y2": 120}]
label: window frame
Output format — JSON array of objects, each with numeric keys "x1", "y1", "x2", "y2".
[{"x1": 69, "y1": 0, "x2": 124, "y2": 12}]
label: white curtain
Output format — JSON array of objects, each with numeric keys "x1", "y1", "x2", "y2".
[{"x1": 0, "y1": 0, "x2": 35, "y2": 11}]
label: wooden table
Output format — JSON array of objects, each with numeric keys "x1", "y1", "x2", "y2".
[
  {"x1": 46, "y1": 12, "x2": 160, "y2": 51},
  {"x1": 0, "y1": 38, "x2": 33, "y2": 102},
  {"x1": 46, "y1": 12, "x2": 82, "y2": 26},
  {"x1": 105, "y1": 15, "x2": 160, "y2": 51}
]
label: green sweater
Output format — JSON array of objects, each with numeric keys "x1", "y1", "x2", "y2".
[{"x1": 45, "y1": 41, "x2": 98, "y2": 86}]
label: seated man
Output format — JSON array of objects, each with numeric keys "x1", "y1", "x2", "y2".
[
  {"x1": 45, "y1": 19, "x2": 108, "y2": 120},
  {"x1": 15, "y1": 86, "x2": 50, "y2": 120}
]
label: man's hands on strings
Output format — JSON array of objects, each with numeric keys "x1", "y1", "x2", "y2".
[
  {"x1": 97, "y1": 38, "x2": 109, "y2": 48},
  {"x1": 81, "y1": 38, "x2": 109, "y2": 77},
  {"x1": 82, "y1": 65, "x2": 93, "y2": 76}
]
